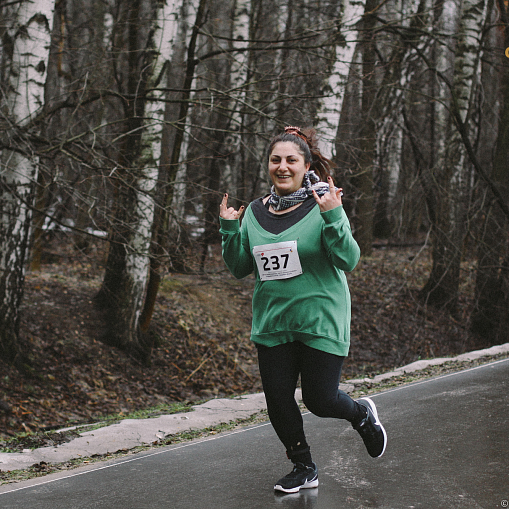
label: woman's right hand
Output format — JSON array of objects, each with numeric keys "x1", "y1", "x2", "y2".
[{"x1": 219, "y1": 193, "x2": 245, "y2": 220}]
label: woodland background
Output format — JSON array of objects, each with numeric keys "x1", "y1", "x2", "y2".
[{"x1": 0, "y1": 0, "x2": 508, "y2": 437}]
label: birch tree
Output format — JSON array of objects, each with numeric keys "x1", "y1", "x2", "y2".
[
  {"x1": 0, "y1": 0, "x2": 54, "y2": 363},
  {"x1": 30, "y1": 0, "x2": 112, "y2": 267},
  {"x1": 371, "y1": 0, "x2": 433, "y2": 239},
  {"x1": 420, "y1": 0, "x2": 488, "y2": 311},
  {"x1": 220, "y1": 0, "x2": 250, "y2": 198},
  {"x1": 315, "y1": 0, "x2": 364, "y2": 157},
  {"x1": 94, "y1": 0, "x2": 168, "y2": 361},
  {"x1": 139, "y1": 0, "x2": 207, "y2": 333}
]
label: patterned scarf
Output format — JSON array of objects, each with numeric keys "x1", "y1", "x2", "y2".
[{"x1": 268, "y1": 170, "x2": 332, "y2": 212}]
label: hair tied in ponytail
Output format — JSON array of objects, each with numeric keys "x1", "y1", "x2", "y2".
[{"x1": 284, "y1": 126, "x2": 310, "y2": 144}]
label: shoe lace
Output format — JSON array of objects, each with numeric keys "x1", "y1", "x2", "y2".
[{"x1": 356, "y1": 414, "x2": 378, "y2": 439}]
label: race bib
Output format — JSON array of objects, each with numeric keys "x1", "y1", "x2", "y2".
[{"x1": 253, "y1": 240, "x2": 302, "y2": 281}]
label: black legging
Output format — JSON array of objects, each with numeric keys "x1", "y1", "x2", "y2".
[{"x1": 257, "y1": 341, "x2": 358, "y2": 454}]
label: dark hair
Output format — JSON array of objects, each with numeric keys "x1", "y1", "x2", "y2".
[{"x1": 267, "y1": 127, "x2": 335, "y2": 181}]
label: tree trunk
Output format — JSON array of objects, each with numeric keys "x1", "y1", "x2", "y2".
[
  {"x1": 0, "y1": 0, "x2": 54, "y2": 364},
  {"x1": 221, "y1": 0, "x2": 250, "y2": 200},
  {"x1": 354, "y1": 0, "x2": 379, "y2": 255},
  {"x1": 95, "y1": 0, "x2": 164, "y2": 361},
  {"x1": 195, "y1": 0, "x2": 236, "y2": 271},
  {"x1": 420, "y1": 0, "x2": 487, "y2": 312},
  {"x1": 471, "y1": 0, "x2": 509, "y2": 343},
  {"x1": 316, "y1": 0, "x2": 364, "y2": 157},
  {"x1": 139, "y1": 0, "x2": 208, "y2": 331}
]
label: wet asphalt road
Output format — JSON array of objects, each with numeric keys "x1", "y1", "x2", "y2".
[{"x1": 0, "y1": 357, "x2": 508, "y2": 509}]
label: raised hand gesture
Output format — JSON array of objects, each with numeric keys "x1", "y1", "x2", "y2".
[
  {"x1": 220, "y1": 193, "x2": 245, "y2": 220},
  {"x1": 312, "y1": 176, "x2": 343, "y2": 212}
]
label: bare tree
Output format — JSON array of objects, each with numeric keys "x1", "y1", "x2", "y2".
[
  {"x1": 94, "y1": 0, "x2": 166, "y2": 361},
  {"x1": 420, "y1": 0, "x2": 489, "y2": 312},
  {"x1": 471, "y1": 0, "x2": 509, "y2": 343},
  {"x1": 190, "y1": 0, "x2": 237, "y2": 271},
  {"x1": 0, "y1": 0, "x2": 55, "y2": 364},
  {"x1": 139, "y1": 0, "x2": 208, "y2": 338},
  {"x1": 30, "y1": 0, "x2": 110, "y2": 269}
]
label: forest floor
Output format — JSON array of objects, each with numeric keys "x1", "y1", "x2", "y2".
[{"x1": 0, "y1": 238, "x2": 493, "y2": 444}]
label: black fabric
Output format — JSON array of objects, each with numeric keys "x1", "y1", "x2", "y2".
[
  {"x1": 257, "y1": 341, "x2": 361, "y2": 454},
  {"x1": 288, "y1": 446, "x2": 313, "y2": 467},
  {"x1": 250, "y1": 196, "x2": 317, "y2": 235}
]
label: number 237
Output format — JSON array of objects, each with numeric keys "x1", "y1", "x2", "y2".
[{"x1": 261, "y1": 254, "x2": 289, "y2": 271}]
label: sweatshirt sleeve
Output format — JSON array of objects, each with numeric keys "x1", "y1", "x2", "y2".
[
  {"x1": 320, "y1": 206, "x2": 360, "y2": 272},
  {"x1": 219, "y1": 216, "x2": 254, "y2": 279}
]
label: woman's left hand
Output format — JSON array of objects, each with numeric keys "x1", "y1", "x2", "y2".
[{"x1": 312, "y1": 176, "x2": 343, "y2": 212}]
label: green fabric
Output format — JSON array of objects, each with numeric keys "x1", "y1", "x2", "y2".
[{"x1": 220, "y1": 203, "x2": 360, "y2": 356}]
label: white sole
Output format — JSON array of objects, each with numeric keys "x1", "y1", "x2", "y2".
[
  {"x1": 359, "y1": 397, "x2": 388, "y2": 457},
  {"x1": 274, "y1": 477, "x2": 319, "y2": 493}
]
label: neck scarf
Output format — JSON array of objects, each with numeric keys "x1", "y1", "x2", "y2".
[{"x1": 268, "y1": 170, "x2": 331, "y2": 212}]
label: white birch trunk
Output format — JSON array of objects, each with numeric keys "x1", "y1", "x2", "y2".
[
  {"x1": 122, "y1": 0, "x2": 185, "y2": 340},
  {"x1": 222, "y1": 0, "x2": 251, "y2": 195},
  {"x1": 171, "y1": 0, "x2": 202, "y2": 224},
  {"x1": 97, "y1": 0, "x2": 186, "y2": 355},
  {"x1": 157, "y1": 0, "x2": 201, "y2": 224},
  {"x1": 171, "y1": 0, "x2": 202, "y2": 223},
  {"x1": 449, "y1": 0, "x2": 488, "y2": 187},
  {"x1": 434, "y1": 0, "x2": 461, "y2": 164},
  {"x1": 315, "y1": 0, "x2": 364, "y2": 157},
  {"x1": 447, "y1": 0, "x2": 487, "y2": 252},
  {"x1": 0, "y1": 0, "x2": 54, "y2": 360},
  {"x1": 421, "y1": 0, "x2": 488, "y2": 309},
  {"x1": 125, "y1": 147, "x2": 158, "y2": 334},
  {"x1": 149, "y1": 0, "x2": 185, "y2": 221},
  {"x1": 436, "y1": 0, "x2": 486, "y2": 223}
]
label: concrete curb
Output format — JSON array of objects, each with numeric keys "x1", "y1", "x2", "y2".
[
  {"x1": 1, "y1": 342, "x2": 508, "y2": 473},
  {"x1": 339, "y1": 342, "x2": 509, "y2": 392}
]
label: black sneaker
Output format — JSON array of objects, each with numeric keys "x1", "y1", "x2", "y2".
[
  {"x1": 353, "y1": 397, "x2": 387, "y2": 458},
  {"x1": 274, "y1": 462, "x2": 319, "y2": 493}
]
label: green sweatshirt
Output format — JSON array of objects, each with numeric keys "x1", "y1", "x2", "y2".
[{"x1": 219, "y1": 203, "x2": 360, "y2": 356}]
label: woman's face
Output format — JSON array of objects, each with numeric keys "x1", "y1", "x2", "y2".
[{"x1": 268, "y1": 141, "x2": 310, "y2": 196}]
